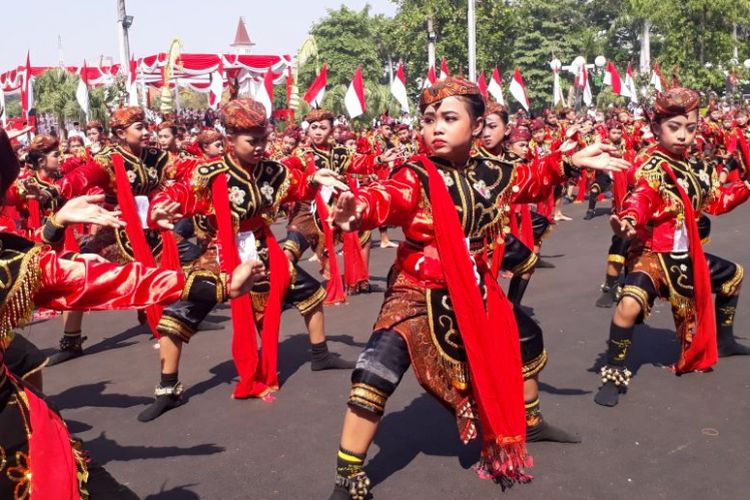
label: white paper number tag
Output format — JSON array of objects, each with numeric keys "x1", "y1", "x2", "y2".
[
  {"x1": 134, "y1": 196, "x2": 150, "y2": 229},
  {"x1": 236, "y1": 231, "x2": 258, "y2": 263},
  {"x1": 320, "y1": 185, "x2": 334, "y2": 204}
]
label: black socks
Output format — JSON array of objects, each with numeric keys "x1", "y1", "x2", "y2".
[
  {"x1": 716, "y1": 294, "x2": 750, "y2": 357},
  {"x1": 137, "y1": 372, "x2": 183, "y2": 422},
  {"x1": 594, "y1": 323, "x2": 633, "y2": 407},
  {"x1": 48, "y1": 331, "x2": 86, "y2": 366},
  {"x1": 525, "y1": 397, "x2": 581, "y2": 443},
  {"x1": 311, "y1": 341, "x2": 356, "y2": 371},
  {"x1": 595, "y1": 274, "x2": 619, "y2": 308},
  {"x1": 330, "y1": 447, "x2": 370, "y2": 500}
]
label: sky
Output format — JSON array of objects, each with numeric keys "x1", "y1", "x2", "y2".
[{"x1": 1, "y1": 0, "x2": 398, "y2": 70}]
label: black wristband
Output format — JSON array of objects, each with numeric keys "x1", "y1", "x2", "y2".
[{"x1": 41, "y1": 215, "x2": 66, "y2": 244}]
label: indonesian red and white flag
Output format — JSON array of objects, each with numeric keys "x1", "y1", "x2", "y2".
[
  {"x1": 0, "y1": 89, "x2": 6, "y2": 127},
  {"x1": 256, "y1": 69, "x2": 275, "y2": 118},
  {"x1": 128, "y1": 56, "x2": 139, "y2": 106},
  {"x1": 22, "y1": 51, "x2": 34, "y2": 118},
  {"x1": 625, "y1": 63, "x2": 638, "y2": 103},
  {"x1": 487, "y1": 67, "x2": 505, "y2": 105},
  {"x1": 439, "y1": 58, "x2": 450, "y2": 80},
  {"x1": 577, "y1": 65, "x2": 592, "y2": 106},
  {"x1": 344, "y1": 67, "x2": 366, "y2": 119},
  {"x1": 603, "y1": 61, "x2": 623, "y2": 95},
  {"x1": 508, "y1": 68, "x2": 529, "y2": 111},
  {"x1": 477, "y1": 71, "x2": 488, "y2": 98},
  {"x1": 303, "y1": 63, "x2": 327, "y2": 107},
  {"x1": 391, "y1": 63, "x2": 409, "y2": 111},
  {"x1": 422, "y1": 66, "x2": 437, "y2": 89},
  {"x1": 650, "y1": 63, "x2": 665, "y2": 92},
  {"x1": 552, "y1": 67, "x2": 565, "y2": 107},
  {"x1": 76, "y1": 61, "x2": 90, "y2": 119},
  {"x1": 208, "y1": 70, "x2": 224, "y2": 110}
]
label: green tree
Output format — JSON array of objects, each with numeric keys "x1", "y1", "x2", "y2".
[
  {"x1": 299, "y1": 5, "x2": 385, "y2": 90},
  {"x1": 33, "y1": 69, "x2": 85, "y2": 136}
]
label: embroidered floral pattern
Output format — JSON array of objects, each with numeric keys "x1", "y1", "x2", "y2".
[
  {"x1": 228, "y1": 186, "x2": 246, "y2": 206},
  {"x1": 6, "y1": 451, "x2": 31, "y2": 500},
  {"x1": 260, "y1": 183, "x2": 274, "y2": 202},
  {"x1": 126, "y1": 170, "x2": 137, "y2": 184},
  {"x1": 439, "y1": 169, "x2": 454, "y2": 187}
]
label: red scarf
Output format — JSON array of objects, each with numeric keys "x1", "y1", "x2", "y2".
[
  {"x1": 304, "y1": 154, "x2": 346, "y2": 304},
  {"x1": 27, "y1": 197, "x2": 41, "y2": 241},
  {"x1": 418, "y1": 156, "x2": 531, "y2": 483},
  {"x1": 24, "y1": 375, "x2": 80, "y2": 499},
  {"x1": 660, "y1": 160, "x2": 717, "y2": 373},
  {"x1": 212, "y1": 172, "x2": 291, "y2": 398},
  {"x1": 510, "y1": 204, "x2": 534, "y2": 250},
  {"x1": 342, "y1": 179, "x2": 368, "y2": 289},
  {"x1": 112, "y1": 153, "x2": 180, "y2": 337}
]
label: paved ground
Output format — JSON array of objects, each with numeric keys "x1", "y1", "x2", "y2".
[{"x1": 24, "y1": 200, "x2": 750, "y2": 499}]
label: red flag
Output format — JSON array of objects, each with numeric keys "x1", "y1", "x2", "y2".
[
  {"x1": 391, "y1": 63, "x2": 409, "y2": 111},
  {"x1": 439, "y1": 58, "x2": 450, "y2": 80},
  {"x1": 22, "y1": 51, "x2": 33, "y2": 118},
  {"x1": 303, "y1": 63, "x2": 327, "y2": 107},
  {"x1": 256, "y1": 69, "x2": 275, "y2": 118},
  {"x1": 508, "y1": 68, "x2": 529, "y2": 111},
  {"x1": 477, "y1": 71, "x2": 488, "y2": 97},
  {"x1": 344, "y1": 67, "x2": 366, "y2": 119},
  {"x1": 603, "y1": 61, "x2": 622, "y2": 95},
  {"x1": 487, "y1": 67, "x2": 505, "y2": 105},
  {"x1": 423, "y1": 66, "x2": 437, "y2": 89}
]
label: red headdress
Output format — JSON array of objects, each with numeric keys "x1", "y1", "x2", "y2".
[
  {"x1": 110, "y1": 106, "x2": 146, "y2": 130},
  {"x1": 220, "y1": 98, "x2": 268, "y2": 134}
]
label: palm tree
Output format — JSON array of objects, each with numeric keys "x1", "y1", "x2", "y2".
[{"x1": 33, "y1": 69, "x2": 83, "y2": 137}]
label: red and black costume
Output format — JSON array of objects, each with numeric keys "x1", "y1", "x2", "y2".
[{"x1": 596, "y1": 89, "x2": 750, "y2": 407}]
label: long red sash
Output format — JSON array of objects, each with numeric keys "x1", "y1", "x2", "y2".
[
  {"x1": 661, "y1": 162, "x2": 717, "y2": 373},
  {"x1": 26, "y1": 197, "x2": 42, "y2": 241},
  {"x1": 342, "y1": 179, "x2": 368, "y2": 290},
  {"x1": 212, "y1": 172, "x2": 291, "y2": 397},
  {"x1": 24, "y1": 375, "x2": 80, "y2": 499},
  {"x1": 112, "y1": 154, "x2": 180, "y2": 337},
  {"x1": 418, "y1": 156, "x2": 530, "y2": 483},
  {"x1": 302, "y1": 154, "x2": 346, "y2": 304}
]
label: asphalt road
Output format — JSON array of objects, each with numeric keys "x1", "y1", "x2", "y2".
[{"x1": 25, "y1": 200, "x2": 750, "y2": 499}]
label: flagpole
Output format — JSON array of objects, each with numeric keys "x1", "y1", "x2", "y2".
[
  {"x1": 467, "y1": 0, "x2": 476, "y2": 82},
  {"x1": 116, "y1": 0, "x2": 133, "y2": 77},
  {"x1": 427, "y1": 15, "x2": 436, "y2": 69}
]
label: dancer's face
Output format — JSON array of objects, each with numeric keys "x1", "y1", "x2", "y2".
[
  {"x1": 480, "y1": 113, "x2": 506, "y2": 151},
  {"x1": 508, "y1": 140, "x2": 529, "y2": 159},
  {"x1": 308, "y1": 120, "x2": 332, "y2": 146},
  {"x1": 421, "y1": 96, "x2": 483, "y2": 165},
  {"x1": 229, "y1": 131, "x2": 267, "y2": 166},
  {"x1": 117, "y1": 121, "x2": 149, "y2": 150},
  {"x1": 203, "y1": 140, "x2": 224, "y2": 158},
  {"x1": 655, "y1": 110, "x2": 698, "y2": 156},
  {"x1": 157, "y1": 128, "x2": 176, "y2": 150},
  {"x1": 282, "y1": 136, "x2": 298, "y2": 154}
]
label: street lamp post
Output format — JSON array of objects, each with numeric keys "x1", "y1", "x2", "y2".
[
  {"x1": 467, "y1": 0, "x2": 476, "y2": 82},
  {"x1": 116, "y1": 0, "x2": 133, "y2": 76}
]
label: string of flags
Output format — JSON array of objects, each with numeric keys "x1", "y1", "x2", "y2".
[{"x1": 296, "y1": 58, "x2": 664, "y2": 120}]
